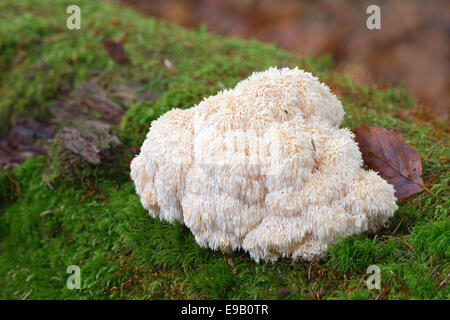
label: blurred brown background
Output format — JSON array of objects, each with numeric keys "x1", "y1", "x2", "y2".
[{"x1": 117, "y1": 0, "x2": 449, "y2": 120}]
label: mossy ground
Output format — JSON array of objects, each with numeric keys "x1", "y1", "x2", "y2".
[{"x1": 0, "y1": 0, "x2": 448, "y2": 299}]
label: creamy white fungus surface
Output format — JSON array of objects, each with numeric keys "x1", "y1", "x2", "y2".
[{"x1": 130, "y1": 67, "x2": 398, "y2": 262}]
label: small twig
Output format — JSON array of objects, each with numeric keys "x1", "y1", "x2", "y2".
[
  {"x1": 400, "y1": 239, "x2": 414, "y2": 251},
  {"x1": 354, "y1": 274, "x2": 366, "y2": 292},
  {"x1": 375, "y1": 288, "x2": 390, "y2": 300},
  {"x1": 422, "y1": 185, "x2": 436, "y2": 197},
  {"x1": 163, "y1": 58, "x2": 176, "y2": 74},
  {"x1": 40, "y1": 208, "x2": 61, "y2": 216},
  {"x1": 389, "y1": 270, "x2": 408, "y2": 293},
  {"x1": 43, "y1": 33, "x2": 67, "y2": 44},
  {"x1": 310, "y1": 282, "x2": 320, "y2": 300},
  {"x1": 382, "y1": 235, "x2": 414, "y2": 251},
  {"x1": 5, "y1": 172, "x2": 20, "y2": 197},
  {"x1": 438, "y1": 273, "x2": 449, "y2": 288},
  {"x1": 79, "y1": 190, "x2": 95, "y2": 204},
  {"x1": 423, "y1": 142, "x2": 442, "y2": 159},
  {"x1": 45, "y1": 179, "x2": 62, "y2": 195},
  {"x1": 22, "y1": 290, "x2": 33, "y2": 300},
  {"x1": 391, "y1": 217, "x2": 405, "y2": 236}
]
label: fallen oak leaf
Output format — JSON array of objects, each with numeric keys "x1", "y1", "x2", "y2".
[
  {"x1": 102, "y1": 37, "x2": 130, "y2": 64},
  {"x1": 354, "y1": 126, "x2": 434, "y2": 200}
]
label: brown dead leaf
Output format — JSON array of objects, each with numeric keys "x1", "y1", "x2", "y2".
[
  {"x1": 354, "y1": 126, "x2": 432, "y2": 200},
  {"x1": 102, "y1": 37, "x2": 130, "y2": 64}
]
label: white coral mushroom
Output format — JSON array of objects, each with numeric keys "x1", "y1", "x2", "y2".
[{"x1": 130, "y1": 67, "x2": 398, "y2": 262}]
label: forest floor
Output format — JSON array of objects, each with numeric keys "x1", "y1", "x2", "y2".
[
  {"x1": 120, "y1": 0, "x2": 450, "y2": 121},
  {"x1": 0, "y1": 0, "x2": 448, "y2": 299}
]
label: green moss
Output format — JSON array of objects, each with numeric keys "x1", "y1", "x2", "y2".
[
  {"x1": 410, "y1": 220, "x2": 450, "y2": 261},
  {"x1": 0, "y1": 0, "x2": 448, "y2": 300},
  {"x1": 188, "y1": 261, "x2": 238, "y2": 299},
  {"x1": 327, "y1": 236, "x2": 397, "y2": 274},
  {"x1": 0, "y1": 170, "x2": 19, "y2": 208}
]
